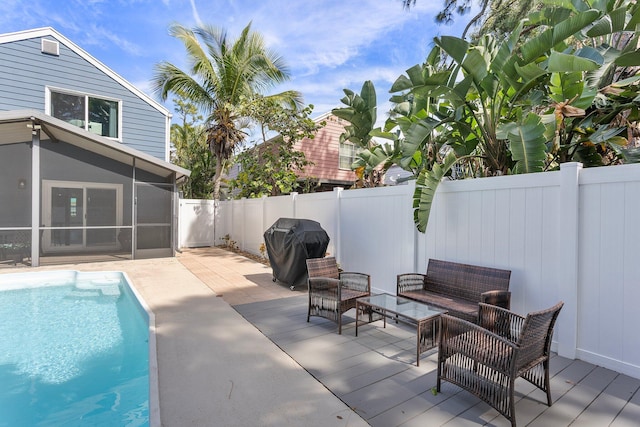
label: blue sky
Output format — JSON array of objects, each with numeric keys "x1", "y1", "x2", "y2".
[{"x1": 1, "y1": 0, "x2": 471, "y2": 129}]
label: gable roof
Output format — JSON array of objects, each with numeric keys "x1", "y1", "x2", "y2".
[
  {"x1": 0, "y1": 27, "x2": 170, "y2": 119},
  {"x1": 0, "y1": 109, "x2": 189, "y2": 180},
  {"x1": 312, "y1": 111, "x2": 338, "y2": 123}
]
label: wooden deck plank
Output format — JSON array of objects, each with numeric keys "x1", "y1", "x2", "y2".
[
  {"x1": 399, "y1": 386, "x2": 485, "y2": 427},
  {"x1": 329, "y1": 358, "x2": 411, "y2": 397},
  {"x1": 367, "y1": 390, "x2": 441, "y2": 427},
  {"x1": 528, "y1": 366, "x2": 618, "y2": 427},
  {"x1": 319, "y1": 353, "x2": 408, "y2": 395},
  {"x1": 233, "y1": 296, "x2": 638, "y2": 426},
  {"x1": 610, "y1": 380, "x2": 640, "y2": 427},
  {"x1": 574, "y1": 373, "x2": 640, "y2": 426},
  {"x1": 340, "y1": 369, "x2": 435, "y2": 419}
]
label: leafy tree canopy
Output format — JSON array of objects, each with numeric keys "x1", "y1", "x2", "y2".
[
  {"x1": 170, "y1": 97, "x2": 216, "y2": 199},
  {"x1": 228, "y1": 100, "x2": 324, "y2": 198},
  {"x1": 403, "y1": 0, "x2": 544, "y2": 39},
  {"x1": 153, "y1": 22, "x2": 302, "y2": 200},
  {"x1": 361, "y1": 0, "x2": 640, "y2": 232}
]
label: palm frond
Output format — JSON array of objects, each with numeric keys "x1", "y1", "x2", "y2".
[
  {"x1": 154, "y1": 20, "x2": 297, "y2": 201},
  {"x1": 264, "y1": 90, "x2": 305, "y2": 110},
  {"x1": 152, "y1": 62, "x2": 213, "y2": 109}
]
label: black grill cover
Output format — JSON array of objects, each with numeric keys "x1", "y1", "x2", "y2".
[{"x1": 263, "y1": 218, "x2": 330, "y2": 288}]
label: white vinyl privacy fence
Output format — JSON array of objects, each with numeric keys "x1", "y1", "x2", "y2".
[{"x1": 178, "y1": 162, "x2": 640, "y2": 380}]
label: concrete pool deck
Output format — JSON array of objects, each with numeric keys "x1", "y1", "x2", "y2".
[{"x1": 2, "y1": 247, "x2": 367, "y2": 427}]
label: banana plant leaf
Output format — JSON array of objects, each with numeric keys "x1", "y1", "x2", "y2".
[
  {"x1": 586, "y1": 6, "x2": 628, "y2": 36},
  {"x1": 400, "y1": 117, "x2": 439, "y2": 161},
  {"x1": 520, "y1": 10, "x2": 599, "y2": 63},
  {"x1": 611, "y1": 145, "x2": 640, "y2": 163},
  {"x1": 352, "y1": 143, "x2": 400, "y2": 173},
  {"x1": 615, "y1": 50, "x2": 640, "y2": 66},
  {"x1": 499, "y1": 113, "x2": 547, "y2": 174},
  {"x1": 332, "y1": 81, "x2": 376, "y2": 148},
  {"x1": 548, "y1": 51, "x2": 601, "y2": 72},
  {"x1": 413, "y1": 151, "x2": 457, "y2": 233},
  {"x1": 549, "y1": 72, "x2": 584, "y2": 104},
  {"x1": 436, "y1": 36, "x2": 469, "y2": 64}
]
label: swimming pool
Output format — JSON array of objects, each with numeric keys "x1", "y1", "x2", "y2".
[{"x1": 0, "y1": 270, "x2": 157, "y2": 426}]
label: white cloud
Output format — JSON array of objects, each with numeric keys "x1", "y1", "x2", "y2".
[
  {"x1": 247, "y1": 1, "x2": 440, "y2": 72},
  {"x1": 84, "y1": 25, "x2": 143, "y2": 56},
  {"x1": 189, "y1": 0, "x2": 204, "y2": 27},
  {"x1": 187, "y1": 0, "x2": 445, "y2": 116},
  {"x1": 0, "y1": 0, "x2": 458, "y2": 122},
  {"x1": 181, "y1": 1, "x2": 441, "y2": 72}
]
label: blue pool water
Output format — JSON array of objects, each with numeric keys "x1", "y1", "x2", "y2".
[{"x1": 0, "y1": 271, "x2": 150, "y2": 426}]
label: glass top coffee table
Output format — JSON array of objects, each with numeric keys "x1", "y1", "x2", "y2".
[{"x1": 355, "y1": 293, "x2": 447, "y2": 366}]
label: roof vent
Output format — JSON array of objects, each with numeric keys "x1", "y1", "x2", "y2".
[{"x1": 41, "y1": 39, "x2": 59, "y2": 56}]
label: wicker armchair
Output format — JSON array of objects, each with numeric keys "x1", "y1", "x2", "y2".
[
  {"x1": 306, "y1": 257, "x2": 370, "y2": 334},
  {"x1": 437, "y1": 301, "x2": 564, "y2": 427}
]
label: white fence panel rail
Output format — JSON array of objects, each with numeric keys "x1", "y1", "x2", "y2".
[
  {"x1": 421, "y1": 171, "x2": 563, "y2": 318},
  {"x1": 576, "y1": 165, "x2": 640, "y2": 378},
  {"x1": 178, "y1": 162, "x2": 640, "y2": 380},
  {"x1": 294, "y1": 190, "x2": 341, "y2": 261},
  {"x1": 339, "y1": 185, "x2": 416, "y2": 295}
]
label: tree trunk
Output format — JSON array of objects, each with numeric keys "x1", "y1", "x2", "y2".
[{"x1": 212, "y1": 154, "x2": 223, "y2": 200}]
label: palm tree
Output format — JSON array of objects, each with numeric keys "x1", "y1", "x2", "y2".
[{"x1": 152, "y1": 22, "x2": 302, "y2": 199}]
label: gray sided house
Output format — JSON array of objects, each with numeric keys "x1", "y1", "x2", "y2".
[{"x1": 0, "y1": 28, "x2": 189, "y2": 267}]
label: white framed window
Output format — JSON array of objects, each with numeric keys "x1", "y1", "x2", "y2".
[
  {"x1": 339, "y1": 141, "x2": 362, "y2": 170},
  {"x1": 45, "y1": 87, "x2": 122, "y2": 140}
]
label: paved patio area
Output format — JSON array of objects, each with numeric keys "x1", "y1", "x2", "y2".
[
  {"x1": 3, "y1": 246, "x2": 640, "y2": 426},
  {"x1": 234, "y1": 295, "x2": 640, "y2": 427},
  {"x1": 178, "y1": 247, "x2": 640, "y2": 427},
  {"x1": 177, "y1": 247, "x2": 302, "y2": 305}
]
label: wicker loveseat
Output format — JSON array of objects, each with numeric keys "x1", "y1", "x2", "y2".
[{"x1": 397, "y1": 259, "x2": 511, "y2": 323}]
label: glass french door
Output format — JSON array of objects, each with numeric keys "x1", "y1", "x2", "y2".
[
  {"x1": 42, "y1": 181, "x2": 122, "y2": 253},
  {"x1": 49, "y1": 187, "x2": 83, "y2": 247}
]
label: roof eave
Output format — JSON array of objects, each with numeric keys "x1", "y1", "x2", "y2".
[{"x1": 0, "y1": 109, "x2": 190, "y2": 180}]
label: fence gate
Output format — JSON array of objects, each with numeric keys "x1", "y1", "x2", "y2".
[{"x1": 178, "y1": 199, "x2": 215, "y2": 248}]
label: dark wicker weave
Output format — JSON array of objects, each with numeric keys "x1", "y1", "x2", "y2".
[
  {"x1": 437, "y1": 301, "x2": 564, "y2": 427},
  {"x1": 397, "y1": 259, "x2": 511, "y2": 323},
  {"x1": 306, "y1": 257, "x2": 370, "y2": 334}
]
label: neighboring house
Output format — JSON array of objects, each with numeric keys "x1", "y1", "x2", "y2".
[
  {"x1": 294, "y1": 112, "x2": 360, "y2": 191},
  {"x1": 0, "y1": 27, "x2": 189, "y2": 267},
  {"x1": 299, "y1": 113, "x2": 413, "y2": 189},
  {"x1": 228, "y1": 111, "x2": 413, "y2": 198},
  {"x1": 227, "y1": 112, "x2": 360, "y2": 197}
]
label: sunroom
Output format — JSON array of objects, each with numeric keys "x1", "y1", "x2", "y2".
[{"x1": 0, "y1": 110, "x2": 190, "y2": 267}]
